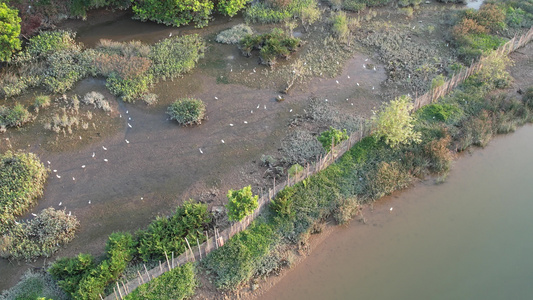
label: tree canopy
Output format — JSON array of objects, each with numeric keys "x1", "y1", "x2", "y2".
[
  {"x1": 0, "y1": 3, "x2": 21, "y2": 62},
  {"x1": 372, "y1": 95, "x2": 421, "y2": 148}
]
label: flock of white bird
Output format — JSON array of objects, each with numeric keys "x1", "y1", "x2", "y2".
[{"x1": 31, "y1": 59, "x2": 378, "y2": 219}]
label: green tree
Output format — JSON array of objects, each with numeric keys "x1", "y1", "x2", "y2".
[
  {"x1": 0, "y1": 3, "x2": 22, "y2": 62},
  {"x1": 132, "y1": 0, "x2": 213, "y2": 28},
  {"x1": 217, "y1": 0, "x2": 250, "y2": 17},
  {"x1": 372, "y1": 95, "x2": 421, "y2": 148},
  {"x1": 226, "y1": 185, "x2": 258, "y2": 222}
]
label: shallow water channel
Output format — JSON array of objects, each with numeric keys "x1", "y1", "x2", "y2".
[{"x1": 260, "y1": 124, "x2": 533, "y2": 300}]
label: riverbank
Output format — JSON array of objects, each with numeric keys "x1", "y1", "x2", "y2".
[{"x1": 259, "y1": 122, "x2": 533, "y2": 300}]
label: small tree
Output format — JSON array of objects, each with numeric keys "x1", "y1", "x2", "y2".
[
  {"x1": 318, "y1": 127, "x2": 348, "y2": 152},
  {"x1": 226, "y1": 185, "x2": 258, "y2": 222},
  {"x1": 372, "y1": 95, "x2": 421, "y2": 148},
  {"x1": 0, "y1": 3, "x2": 21, "y2": 62}
]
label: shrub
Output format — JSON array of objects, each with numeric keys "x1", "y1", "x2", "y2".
[
  {"x1": 34, "y1": 95, "x2": 51, "y2": 110},
  {"x1": 270, "y1": 187, "x2": 295, "y2": 218},
  {"x1": 106, "y1": 74, "x2": 153, "y2": 102},
  {"x1": 239, "y1": 28, "x2": 301, "y2": 66},
  {"x1": 136, "y1": 200, "x2": 211, "y2": 261},
  {"x1": 216, "y1": 24, "x2": 254, "y2": 44},
  {"x1": 0, "y1": 208, "x2": 80, "y2": 261},
  {"x1": 330, "y1": 11, "x2": 350, "y2": 40},
  {"x1": 318, "y1": 127, "x2": 349, "y2": 152},
  {"x1": 372, "y1": 95, "x2": 422, "y2": 148},
  {"x1": 24, "y1": 31, "x2": 78, "y2": 59},
  {"x1": 333, "y1": 196, "x2": 358, "y2": 225},
  {"x1": 523, "y1": 87, "x2": 533, "y2": 110},
  {"x1": 366, "y1": 161, "x2": 412, "y2": 199},
  {"x1": 141, "y1": 93, "x2": 159, "y2": 106},
  {"x1": 150, "y1": 34, "x2": 206, "y2": 81},
  {"x1": 424, "y1": 134, "x2": 453, "y2": 174},
  {"x1": 125, "y1": 263, "x2": 197, "y2": 300},
  {"x1": 0, "y1": 103, "x2": 32, "y2": 128},
  {"x1": 0, "y1": 3, "x2": 22, "y2": 62},
  {"x1": 167, "y1": 98, "x2": 206, "y2": 126},
  {"x1": 42, "y1": 49, "x2": 89, "y2": 93},
  {"x1": 49, "y1": 253, "x2": 96, "y2": 296},
  {"x1": 226, "y1": 185, "x2": 259, "y2": 222},
  {"x1": 342, "y1": 0, "x2": 366, "y2": 12},
  {"x1": 0, "y1": 151, "x2": 48, "y2": 233},
  {"x1": 203, "y1": 222, "x2": 278, "y2": 289},
  {"x1": 0, "y1": 269, "x2": 69, "y2": 300},
  {"x1": 82, "y1": 92, "x2": 112, "y2": 112},
  {"x1": 300, "y1": 4, "x2": 321, "y2": 31}
]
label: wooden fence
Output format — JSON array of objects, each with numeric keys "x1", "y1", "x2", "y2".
[{"x1": 105, "y1": 26, "x2": 533, "y2": 300}]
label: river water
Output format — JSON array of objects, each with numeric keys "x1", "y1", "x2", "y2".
[{"x1": 260, "y1": 124, "x2": 533, "y2": 300}]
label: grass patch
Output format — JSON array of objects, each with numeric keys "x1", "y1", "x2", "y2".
[
  {"x1": 125, "y1": 263, "x2": 197, "y2": 300},
  {"x1": 167, "y1": 98, "x2": 207, "y2": 126}
]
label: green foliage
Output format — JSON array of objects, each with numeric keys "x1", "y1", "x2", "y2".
[
  {"x1": 136, "y1": 200, "x2": 211, "y2": 261},
  {"x1": 216, "y1": 24, "x2": 254, "y2": 44},
  {"x1": 372, "y1": 95, "x2": 422, "y2": 148},
  {"x1": 300, "y1": 4, "x2": 321, "y2": 31},
  {"x1": 0, "y1": 269, "x2": 69, "y2": 300},
  {"x1": 24, "y1": 30, "x2": 78, "y2": 59},
  {"x1": 218, "y1": 0, "x2": 251, "y2": 17},
  {"x1": 150, "y1": 34, "x2": 206, "y2": 81},
  {"x1": 244, "y1": 0, "x2": 316, "y2": 24},
  {"x1": 0, "y1": 151, "x2": 48, "y2": 233},
  {"x1": 0, "y1": 2, "x2": 21, "y2": 62},
  {"x1": 398, "y1": 0, "x2": 422, "y2": 7},
  {"x1": 42, "y1": 49, "x2": 89, "y2": 93},
  {"x1": 342, "y1": 0, "x2": 366, "y2": 12},
  {"x1": 203, "y1": 222, "x2": 278, "y2": 289},
  {"x1": 457, "y1": 33, "x2": 506, "y2": 62},
  {"x1": 51, "y1": 232, "x2": 135, "y2": 299},
  {"x1": 239, "y1": 28, "x2": 300, "y2": 66},
  {"x1": 34, "y1": 95, "x2": 51, "y2": 110},
  {"x1": 0, "y1": 103, "x2": 32, "y2": 128},
  {"x1": 270, "y1": 187, "x2": 295, "y2": 218},
  {"x1": 106, "y1": 74, "x2": 153, "y2": 102},
  {"x1": 431, "y1": 74, "x2": 446, "y2": 90},
  {"x1": 132, "y1": 0, "x2": 214, "y2": 28},
  {"x1": 167, "y1": 98, "x2": 207, "y2": 126},
  {"x1": 70, "y1": 0, "x2": 131, "y2": 18},
  {"x1": 318, "y1": 127, "x2": 348, "y2": 152},
  {"x1": 125, "y1": 263, "x2": 197, "y2": 300},
  {"x1": 0, "y1": 208, "x2": 80, "y2": 261},
  {"x1": 333, "y1": 196, "x2": 358, "y2": 225},
  {"x1": 330, "y1": 11, "x2": 349, "y2": 40},
  {"x1": 48, "y1": 253, "x2": 96, "y2": 296},
  {"x1": 226, "y1": 185, "x2": 259, "y2": 222},
  {"x1": 416, "y1": 103, "x2": 463, "y2": 123},
  {"x1": 287, "y1": 163, "x2": 303, "y2": 176}
]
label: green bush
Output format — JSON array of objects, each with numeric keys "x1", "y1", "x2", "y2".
[
  {"x1": 0, "y1": 103, "x2": 32, "y2": 128},
  {"x1": 270, "y1": 186, "x2": 295, "y2": 218},
  {"x1": 125, "y1": 263, "x2": 197, "y2": 300},
  {"x1": 106, "y1": 74, "x2": 153, "y2": 102},
  {"x1": 42, "y1": 49, "x2": 89, "y2": 93},
  {"x1": 217, "y1": 0, "x2": 251, "y2": 17},
  {"x1": 0, "y1": 151, "x2": 48, "y2": 233},
  {"x1": 167, "y1": 98, "x2": 206, "y2": 126},
  {"x1": 203, "y1": 222, "x2": 278, "y2": 289},
  {"x1": 330, "y1": 11, "x2": 350, "y2": 40},
  {"x1": 24, "y1": 30, "x2": 78, "y2": 59},
  {"x1": 136, "y1": 200, "x2": 211, "y2": 261},
  {"x1": 226, "y1": 185, "x2": 259, "y2": 222},
  {"x1": 34, "y1": 95, "x2": 51, "y2": 110},
  {"x1": 239, "y1": 28, "x2": 301, "y2": 66},
  {"x1": 48, "y1": 253, "x2": 96, "y2": 296},
  {"x1": 0, "y1": 269, "x2": 69, "y2": 300},
  {"x1": 372, "y1": 95, "x2": 422, "y2": 148},
  {"x1": 318, "y1": 127, "x2": 349, "y2": 152},
  {"x1": 0, "y1": 3, "x2": 21, "y2": 62},
  {"x1": 342, "y1": 0, "x2": 366, "y2": 12},
  {"x1": 0, "y1": 208, "x2": 80, "y2": 261},
  {"x1": 149, "y1": 34, "x2": 206, "y2": 81}
]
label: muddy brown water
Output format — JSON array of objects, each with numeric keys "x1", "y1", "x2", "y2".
[
  {"x1": 0, "y1": 15, "x2": 385, "y2": 290},
  {"x1": 259, "y1": 124, "x2": 533, "y2": 300}
]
